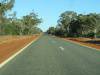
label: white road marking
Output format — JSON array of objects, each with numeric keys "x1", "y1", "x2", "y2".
[
  {"x1": 0, "y1": 35, "x2": 41, "y2": 69},
  {"x1": 59, "y1": 46, "x2": 64, "y2": 51},
  {"x1": 54, "y1": 36, "x2": 100, "y2": 51}
]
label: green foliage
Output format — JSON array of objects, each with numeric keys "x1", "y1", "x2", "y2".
[
  {"x1": 31, "y1": 27, "x2": 42, "y2": 34},
  {"x1": 47, "y1": 11, "x2": 100, "y2": 38},
  {"x1": 0, "y1": 0, "x2": 15, "y2": 23},
  {"x1": 0, "y1": 0, "x2": 42, "y2": 35},
  {"x1": 4, "y1": 24, "x2": 19, "y2": 35},
  {"x1": 47, "y1": 27, "x2": 55, "y2": 35},
  {"x1": 0, "y1": 0, "x2": 15, "y2": 35},
  {"x1": 22, "y1": 12, "x2": 42, "y2": 35}
]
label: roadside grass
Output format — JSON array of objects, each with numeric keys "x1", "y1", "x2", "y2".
[{"x1": 0, "y1": 35, "x2": 39, "y2": 64}]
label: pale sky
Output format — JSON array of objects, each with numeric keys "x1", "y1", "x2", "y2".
[{"x1": 12, "y1": 0, "x2": 100, "y2": 31}]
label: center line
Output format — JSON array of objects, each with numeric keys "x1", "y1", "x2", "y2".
[{"x1": 59, "y1": 46, "x2": 64, "y2": 51}]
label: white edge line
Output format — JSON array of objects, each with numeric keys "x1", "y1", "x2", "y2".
[
  {"x1": 65, "y1": 39, "x2": 100, "y2": 51},
  {"x1": 0, "y1": 36, "x2": 40, "y2": 68}
]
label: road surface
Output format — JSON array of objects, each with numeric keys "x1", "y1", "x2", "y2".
[{"x1": 0, "y1": 35, "x2": 100, "y2": 75}]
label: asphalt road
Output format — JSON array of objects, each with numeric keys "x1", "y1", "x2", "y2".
[{"x1": 0, "y1": 35, "x2": 100, "y2": 75}]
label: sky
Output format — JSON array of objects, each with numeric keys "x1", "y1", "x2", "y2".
[{"x1": 12, "y1": 0, "x2": 100, "y2": 31}]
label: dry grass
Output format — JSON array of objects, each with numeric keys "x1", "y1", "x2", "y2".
[{"x1": 0, "y1": 35, "x2": 39, "y2": 63}]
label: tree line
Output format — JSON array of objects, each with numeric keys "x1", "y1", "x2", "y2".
[
  {"x1": 47, "y1": 11, "x2": 100, "y2": 38},
  {"x1": 0, "y1": 0, "x2": 42, "y2": 35}
]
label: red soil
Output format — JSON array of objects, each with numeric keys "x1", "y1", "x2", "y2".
[
  {"x1": 64, "y1": 38, "x2": 100, "y2": 50},
  {"x1": 0, "y1": 35, "x2": 38, "y2": 63}
]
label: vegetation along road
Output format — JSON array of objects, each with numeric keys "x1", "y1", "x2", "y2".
[{"x1": 0, "y1": 35, "x2": 100, "y2": 75}]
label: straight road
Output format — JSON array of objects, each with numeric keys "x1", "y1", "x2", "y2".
[{"x1": 0, "y1": 35, "x2": 100, "y2": 75}]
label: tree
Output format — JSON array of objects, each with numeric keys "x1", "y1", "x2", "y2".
[
  {"x1": 57, "y1": 11, "x2": 77, "y2": 36},
  {"x1": 0, "y1": 0, "x2": 15, "y2": 34},
  {"x1": 22, "y1": 11, "x2": 42, "y2": 35},
  {"x1": 47, "y1": 11, "x2": 100, "y2": 38},
  {"x1": 47, "y1": 27, "x2": 55, "y2": 35},
  {"x1": 31, "y1": 27, "x2": 42, "y2": 34},
  {"x1": 88, "y1": 13, "x2": 100, "y2": 38}
]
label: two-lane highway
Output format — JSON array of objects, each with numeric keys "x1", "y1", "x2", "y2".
[{"x1": 0, "y1": 35, "x2": 100, "y2": 75}]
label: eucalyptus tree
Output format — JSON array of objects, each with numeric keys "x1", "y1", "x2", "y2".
[
  {"x1": 57, "y1": 11, "x2": 77, "y2": 36},
  {"x1": 88, "y1": 13, "x2": 100, "y2": 38},
  {"x1": 47, "y1": 27, "x2": 55, "y2": 35},
  {"x1": 32, "y1": 27, "x2": 42, "y2": 34},
  {"x1": 77, "y1": 14, "x2": 94, "y2": 35},
  {"x1": 76, "y1": 13, "x2": 100, "y2": 38},
  {"x1": 0, "y1": 0, "x2": 15, "y2": 34},
  {"x1": 22, "y1": 11, "x2": 42, "y2": 35}
]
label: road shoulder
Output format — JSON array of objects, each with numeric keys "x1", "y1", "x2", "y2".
[{"x1": 0, "y1": 35, "x2": 41, "y2": 68}]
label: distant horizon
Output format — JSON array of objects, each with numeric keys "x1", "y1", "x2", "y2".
[{"x1": 12, "y1": 0, "x2": 100, "y2": 31}]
